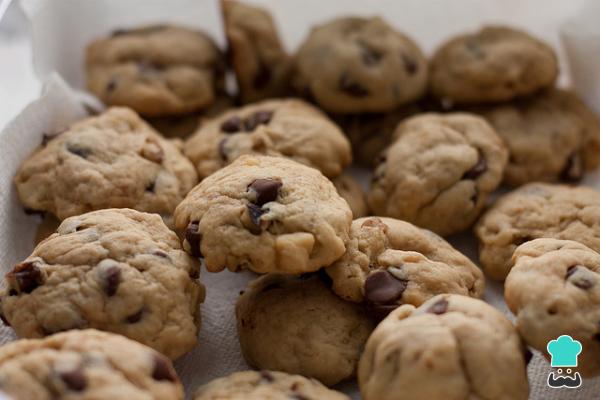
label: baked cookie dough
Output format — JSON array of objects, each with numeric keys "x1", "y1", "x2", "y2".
[
  {"x1": 86, "y1": 25, "x2": 224, "y2": 117},
  {"x1": 368, "y1": 113, "x2": 507, "y2": 236},
  {"x1": 221, "y1": 0, "x2": 291, "y2": 103},
  {"x1": 430, "y1": 26, "x2": 558, "y2": 104},
  {"x1": 506, "y1": 238, "x2": 600, "y2": 376},
  {"x1": 174, "y1": 155, "x2": 352, "y2": 274},
  {"x1": 326, "y1": 217, "x2": 484, "y2": 318},
  {"x1": 332, "y1": 172, "x2": 368, "y2": 218},
  {"x1": 474, "y1": 89, "x2": 600, "y2": 186},
  {"x1": 0, "y1": 329, "x2": 183, "y2": 400},
  {"x1": 293, "y1": 16, "x2": 427, "y2": 113},
  {"x1": 236, "y1": 274, "x2": 374, "y2": 386},
  {"x1": 359, "y1": 294, "x2": 529, "y2": 400},
  {"x1": 184, "y1": 98, "x2": 351, "y2": 179},
  {"x1": 0, "y1": 208, "x2": 204, "y2": 360},
  {"x1": 194, "y1": 370, "x2": 350, "y2": 400},
  {"x1": 476, "y1": 183, "x2": 600, "y2": 281},
  {"x1": 14, "y1": 107, "x2": 198, "y2": 221}
]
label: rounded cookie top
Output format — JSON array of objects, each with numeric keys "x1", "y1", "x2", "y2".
[
  {"x1": 174, "y1": 155, "x2": 352, "y2": 274},
  {"x1": 430, "y1": 26, "x2": 558, "y2": 104},
  {"x1": 0, "y1": 329, "x2": 183, "y2": 400},
  {"x1": 194, "y1": 370, "x2": 350, "y2": 400},
  {"x1": 0, "y1": 208, "x2": 204, "y2": 360},
  {"x1": 332, "y1": 172, "x2": 368, "y2": 218},
  {"x1": 14, "y1": 107, "x2": 198, "y2": 221},
  {"x1": 293, "y1": 16, "x2": 427, "y2": 113},
  {"x1": 184, "y1": 98, "x2": 351, "y2": 179},
  {"x1": 368, "y1": 113, "x2": 507, "y2": 236},
  {"x1": 221, "y1": 0, "x2": 291, "y2": 103},
  {"x1": 505, "y1": 238, "x2": 600, "y2": 376},
  {"x1": 358, "y1": 294, "x2": 529, "y2": 400},
  {"x1": 474, "y1": 89, "x2": 600, "y2": 186},
  {"x1": 475, "y1": 183, "x2": 600, "y2": 281},
  {"x1": 86, "y1": 25, "x2": 224, "y2": 117},
  {"x1": 325, "y1": 217, "x2": 484, "y2": 319},
  {"x1": 236, "y1": 274, "x2": 374, "y2": 386}
]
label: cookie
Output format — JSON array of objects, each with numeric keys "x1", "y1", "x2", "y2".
[
  {"x1": 473, "y1": 89, "x2": 600, "y2": 186},
  {"x1": 0, "y1": 329, "x2": 183, "y2": 399},
  {"x1": 174, "y1": 155, "x2": 352, "y2": 274},
  {"x1": 14, "y1": 107, "x2": 198, "y2": 221},
  {"x1": 0, "y1": 208, "x2": 204, "y2": 360},
  {"x1": 505, "y1": 238, "x2": 600, "y2": 376},
  {"x1": 293, "y1": 16, "x2": 427, "y2": 113},
  {"x1": 358, "y1": 294, "x2": 529, "y2": 400},
  {"x1": 475, "y1": 183, "x2": 600, "y2": 281},
  {"x1": 325, "y1": 217, "x2": 484, "y2": 318},
  {"x1": 194, "y1": 370, "x2": 350, "y2": 400},
  {"x1": 86, "y1": 25, "x2": 225, "y2": 117},
  {"x1": 221, "y1": 0, "x2": 291, "y2": 103},
  {"x1": 184, "y1": 98, "x2": 352, "y2": 179},
  {"x1": 430, "y1": 26, "x2": 558, "y2": 104},
  {"x1": 368, "y1": 113, "x2": 507, "y2": 236},
  {"x1": 332, "y1": 172, "x2": 368, "y2": 218},
  {"x1": 236, "y1": 274, "x2": 374, "y2": 386}
]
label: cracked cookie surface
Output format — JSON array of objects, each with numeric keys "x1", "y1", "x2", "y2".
[
  {"x1": 174, "y1": 155, "x2": 352, "y2": 274},
  {"x1": 0, "y1": 209, "x2": 204, "y2": 360},
  {"x1": 0, "y1": 329, "x2": 183, "y2": 400},
  {"x1": 325, "y1": 217, "x2": 484, "y2": 318},
  {"x1": 184, "y1": 99, "x2": 351, "y2": 179},
  {"x1": 368, "y1": 113, "x2": 507, "y2": 236},
  {"x1": 236, "y1": 274, "x2": 374, "y2": 386},
  {"x1": 358, "y1": 294, "x2": 529, "y2": 400},
  {"x1": 86, "y1": 25, "x2": 224, "y2": 117},
  {"x1": 14, "y1": 107, "x2": 198, "y2": 221}
]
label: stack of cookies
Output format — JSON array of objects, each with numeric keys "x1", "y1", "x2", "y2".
[{"x1": 1, "y1": 1, "x2": 600, "y2": 399}]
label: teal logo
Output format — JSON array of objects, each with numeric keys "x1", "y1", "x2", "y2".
[{"x1": 546, "y1": 335, "x2": 583, "y2": 389}]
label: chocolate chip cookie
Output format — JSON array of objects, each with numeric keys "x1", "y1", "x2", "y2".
[
  {"x1": 505, "y1": 238, "x2": 600, "y2": 376},
  {"x1": 14, "y1": 107, "x2": 198, "y2": 221},
  {"x1": 293, "y1": 16, "x2": 427, "y2": 113},
  {"x1": 86, "y1": 25, "x2": 224, "y2": 117},
  {"x1": 194, "y1": 370, "x2": 350, "y2": 400},
  {"x1": 473, "y1": 89, "x2": 600, "y2": 186},
  {"x1": 184, "y1": 99, "x2": 351, "y2": 179},
  {"x1": 368, "y1": 113, "x2": 507, "y2": 236},
  {"x1": 332, "y1": 172, "x2": 368, "y2": 218},
  {"x1": 359, "y1": 294, "x2": 529, "y2": 400},
  {"x1": 221, "y1": 0, "x2": 291, "y2": 103},
  {"x1": 236, "y1": 274, "x2": 374, "y2": 386},
  {"x1": 430, "y1": 26, "x2": 558, "y2": 104},
  {"x1": 174, "y1": 155, "x2": 352, "y2": 274},
  {"x1": 0, "y1": 329, "x2": 183, "y2": 399},
  {"x1": 476, "y1": 183, "x2": 600, "y2": 281},
  {"x1": 0, "y1": 208, "x2": 204, "y2": 360},
  {"x1": 325, "y1": 217, "x2": 484, "y2": 319}
]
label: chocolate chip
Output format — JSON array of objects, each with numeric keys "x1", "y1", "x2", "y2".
[
  {"x1": 244, "y1": 111, "x2": 273, "y2": 131},
  {"x1": 185, "y1": 221, "x2": 203, "y2": 258},
  {"x1": 145, "y1": 181, "x2": 155, "y2": 193},
  {"x1": 524, "y1": 348, "x2": 533, "y2": 366},
  {"x1": 566, "y1": 265, "x2": 596, "y2": 289},
  {"x1": 66, "y1": 144, "x2": 91, "y2": 159},
  {"x1": 7, "y1": 261, "x2": 44, "y2": 294},
  {"x1": 152, "y1": 355, "x2": 177, "y2": 382},
  {"x1": 253, "y1": 61, "x2": 272, "y2": 89},
  {"x1": 221, "y1": 116, "x2": 243, "y2": 133},
  {"x1": 339, "y1": 73, "x2": 369, "y2": 97},
  {"x1": 126, "y1": 309, "x2": 144, "y2": 323},
  {"x1": 153, "y1": 250, "x2": 168, "y2": 258},
  {"x1": 248, "y1": 178, "x2": 282, "y2": 206},
  {"x1": 566, "y1": 265, "x2": 579, "y2": 279},
  {"x1": 106, "y1": 77, "x2": 118, "y2": 93},
  {"x1": 427, "y1": 298, "x2": 449, "y2": 315},
  {"x1": 218, "y1": 138, "x2": 229, "y2": 161},
  {"x1": 247, "y1": 203, "x2": 267, "y2": 230},
  {"x1": 364, "y1": 270, "x2": 407, "y2": 304},
  {"x1": 462, "y1": 152, "x2": 487, "y2": 180},
  {"x1": 59, "y1": 368, "x2": 87, "y2": 391},
  {"x1": 102, "y1": 265, "x2": 121, "y2": 297},
  {"x1": 366, "y1": 303, "x2": 399, "y2": 321},
  {"x1": 401, "y1": 52, "x2": 418, "y2": 75},
  {"x1": 260, "y1": 370, "x2": 274, "y2": 382},
  {"x1": 560, "y1": 153, "x2": 583, "y2": 183},
  {"x1": 360, "y1": 45, "x2": 382, "y2": 66}
]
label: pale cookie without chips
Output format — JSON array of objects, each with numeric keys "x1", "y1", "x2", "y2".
[
  {"x1": 326, "y1": 217, "x2": 484, "y2": 319},
  {"x1": 194, "y1": 370, "x2": 350, "y2": 400},
  {"x1": 0, "y1": 329, "x2": 183, "y2": 400},
  {"x1": 506, "y1": 238, "x2": 600, "y2": 376},
  {"x1": 293, "y1": 16, "x2": 427, "y2": 113},
  {"x1": 236, "y1": 274, "x2": 374, "y2": 386},
  {"x1": 430, "y1": 26, "x2": 558, "y2": 104},
  {"x1": 369, "y1": 113, "x2": 507, "y2": 236},
  {"x1": 87, "y1": 25, "x2": 225, "y2": 117},
  {"x1": 476, "y1": 183, "x2": 600, "y2": 281},
  {"x1": 0, "y1": 208, "x2": 204, "y2": 360},
  {"x1": 14, "y1": 107, "x2": 198, "y2": 221},
  {"x1": 174, "y1": 155, "x2": 352, "y2": 274},
  {"x1": 359, "y1": 294, "x2": 529, "y2": 400},
  {"x1": 184, "y1": 98, "x2": 351, "y2": 179}
]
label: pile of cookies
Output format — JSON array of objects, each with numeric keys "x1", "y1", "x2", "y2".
[{"x1": 1, "y1": 0, "x2": 600, "y2": 399}]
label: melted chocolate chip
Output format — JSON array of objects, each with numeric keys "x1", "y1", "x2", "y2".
[
  {"x1": 462, "y1": 152, "x2": 487, "y2": 180},
  {"x1": 106, "y1": 77, "x2": 118, "y2": 93},
  {"x1": 185, "y1": 221, "x2": 203, "y2": 258},
  {"x1": 364, "y1": 270, "x2": 407, "y2": 304},
  {"x1": 103, "y1": 266, "x2": 121, "y2": 297},
  {"x1": 339, "y1": 74, "x2": 370, "y2": 97},
  {"x1": 253, "y1": 61, "x2": 272, "y2": 89},
  {"x1": 566, "y1": 265, "x2": 596, "y2": 289},
  {"x1": 260, "y1": 370, "x2": 274, "y2": 382},
  {"x1": 59, "y1": 368, "x2": 87, "y2": 391},
  {"x1": 427, "y1": 298, "x2": 449, "y2": 315},
  {"x1": 221, "y1": 116, "x2": 243, "y2": 133},
  {"x1": 244, "y1": 111, "x2": 273, "y2": 131},
  {"x1": 248, "y1": 178, "x2": 282, "y2": 206},
  {"x1": 401, "y1": 52, "x2": 418, "y2": 75},
  {"x1": 360, "y1": 45, "x2": 382, "y2": 66},
  {"x1": 218, "y1": 138, "x2": 229, "y2": 161},
  {"x1": 247, "y1": 203, "x2": 267, "y2": 229},
  {"x1": 152, "y1": 355, "x2": 177, "y2": 382},
  {"x1": 8, "y1": 261, "x2": 44, "y2": 294},
  {"x1": 153, "y1": 250, "x2": 168, "y2": 258},
  {"x1": 126, "y1": 309, "x2": 144, "y2": 323},
  {"x1": 145, "y1": 181, "x2": 155, "y2": 193},
  {"x1": 66, "y1": 144, "x2": 91, "y2": 159},
  {"x1": 566, "y1": 265, "x2": 579, "y2": 279},
  {"x1": 560, "y1": 153, "x2": 583, "y2": 183}
]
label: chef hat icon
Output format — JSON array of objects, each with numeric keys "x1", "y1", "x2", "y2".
[{"x1": 547, "y1": 335, "x2": 582, "y2": 368}]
